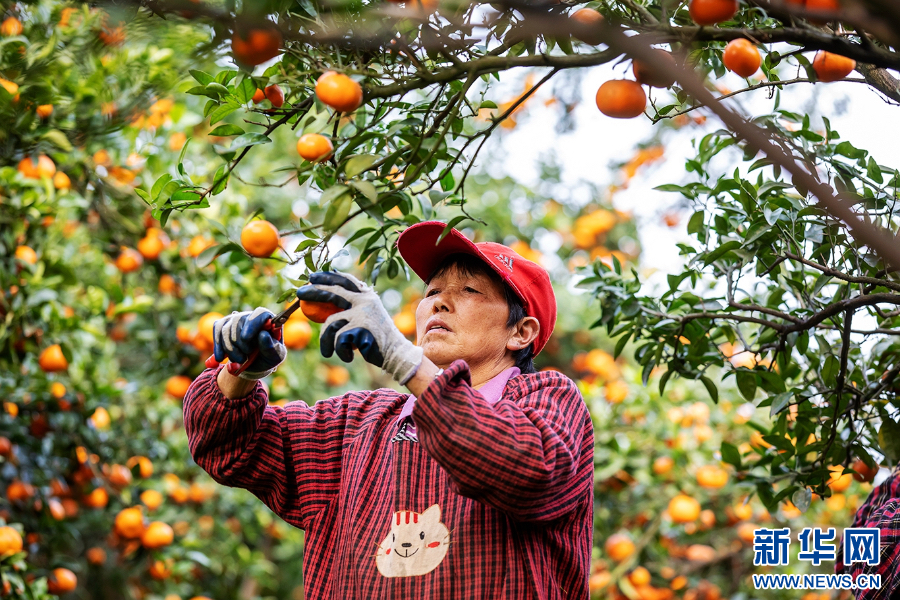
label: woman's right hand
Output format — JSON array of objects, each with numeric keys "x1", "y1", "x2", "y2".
[{"x1": 212, "y1": 308, "x2": 286, "y2": 380}]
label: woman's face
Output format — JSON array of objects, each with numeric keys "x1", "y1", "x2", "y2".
[{"x1": 415, "y1": 265, "x2": 516, "y2": 370}]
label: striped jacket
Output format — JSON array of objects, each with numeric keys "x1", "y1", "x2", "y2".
[
  {"x1": 183, "y1": 359, "x2": 594, "y2": 598},
  {"x1": 835, "y1": 467, "x2": 900, "y2": 598}
]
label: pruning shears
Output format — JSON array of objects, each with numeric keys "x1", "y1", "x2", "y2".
[{"x1": 204, "y1": 298, "x2": 302, "y2": 376}]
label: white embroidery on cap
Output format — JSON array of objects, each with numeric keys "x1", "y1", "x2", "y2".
[{"x1": 495, "y1": 254, "x2": 514, "y2": 272}]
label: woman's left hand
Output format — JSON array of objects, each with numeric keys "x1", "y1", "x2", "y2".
[{"x1": 295, "y1": 271, "x2": 424, "y2": 384}]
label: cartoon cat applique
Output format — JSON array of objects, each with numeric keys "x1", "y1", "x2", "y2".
[{"x1": 375, "y1": 504, "x2": 450, "y2": 577}]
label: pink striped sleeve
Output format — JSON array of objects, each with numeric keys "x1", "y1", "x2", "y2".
[
  {"x1": 412, "y1": 360, "x2": 592, "y2": 524},
  {"x1": 183, "y1": 365, "x2": 354, "y2": 529}
]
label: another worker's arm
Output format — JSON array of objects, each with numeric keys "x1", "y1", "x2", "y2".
[{"x1": 835, "y1": 467, "x2": 900, "y2": 599}]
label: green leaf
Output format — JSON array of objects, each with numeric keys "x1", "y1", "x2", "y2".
[
  {"x1": 822, "y1": 354, "x2": 839, "y2": 387},
  {"x1": 613, "y1": 332, "x2": 631, "y2": 359},
  {"x1": 134, "y1": 188, "x2": 151, "y2": 205},
  {"x1": 686, "y1": 210, "x2": 705, "y2": 235},
  {"x1": 768, "y1": 392, "x2": 792, "y2": 418},
  {"x1": 324, "y1": 193, "x2": 353, "y2": 233},
  {"x1": 210, "y1": 165, "x2": 229, "y2": 196},
  {"x1": 151, "y1": 174, "x2": 173, "y2": 200},
  {"x1": 320, "y1": 184, "x2": 351, "y2": 206},
  {"x1": 350, "y1": 180, "x2": 378, "y2": 203},
  {"x1": 878, "y1": 417, "x2": 900, "y2": 462},
  {"x1": 230, "y1": 133, "x2": 271, "y2": 150},
  {"x1": 721, "y1": 442, "x2": 742, "y2": 470},
  {"x1": 208, "y1": 102, "x2": 239, "y2": 125},
  {"x1": 190, "y1": 69, "x2": 214, "y2": 85},
  {"x1": 479, "y1": 100, "x2": 498, "y2": 109},
  {"x1": 40, "y1": 129, "x2": 73, "y2": 152},
  {"x1": 209, "y1": 124, "x2": 245, "y2": 136},
  {"x1": 344, "y1": 154, "x2": 379, "y2": 178},
  {"x1": 699, "y1": 376, "x2": 719, "y2": 403},
  {"x1": 736, "y1": 370, "x2": 757, "y2": 401},
  {"x1": 196, "y1": 242, "x2": 240, "y2": 268},
  {"x1": 702, "y1": 240, "x2": 742, "y2": 265},
  {"x1": 236, "y1": 77, "x2": 257, "y2": 104}
]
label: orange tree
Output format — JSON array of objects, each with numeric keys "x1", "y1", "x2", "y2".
[{"x1": 2, "y1": 0, "x2": 900, "y2": 598}]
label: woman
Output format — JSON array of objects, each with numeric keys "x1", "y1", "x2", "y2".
[{"x1": 183, "y1": 221, "x2": 594, "y2": 598}]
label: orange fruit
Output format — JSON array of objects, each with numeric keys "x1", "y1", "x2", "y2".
[
  {"x1": 169, "y1": 485, "x2": 189, "y2": 504},
  {"x1": 159, "y1": 274, "x2": 179, "y2": 295},
  {"x1": 140, "y1": 489, "x2": 164, "y2": 511},
  {"x1": 0, "y1": 76, "x2": 18, "y2": 98},
  {"x1": 149, "y1": 558, "x2": 172, "y2": 580},
  {"x1": 90, "y1": 406, "x2": 110, "y2": 429},
  {"x1": 240, "y1": 220, "x2": 280, "y2": 257},
  {"x1": 605, "y1": 380, "x2": 629, "y2": 403},
  {"x1": 265, "y1": 84, "x2": 284, "y2": 108},
  {"x1": 296, "y1": 133, "x2": 334, "y2": 162},
  {"x1": 7, "y1": 481, "x2": 34, "y2": 503},
  {"x1": 315, "y1": 71, "x2": 363, "y2": 113},
  {"x1": 168, "y1": 131, "x2": 187, "y2": 151},
  {"x1": 86, "y1": 547, "x2": 106, "y2": 565},
  {"x1": 36, "y1": 104, "x2": 53, "y2": 118},
  {"x1": 667, "y1": 493, "x2": 701, "y2": 523},
  {"x1": 570, "y1": 8, "x2": 604, "y2": 45},
  {"x1": 325, "y1": 364, "x2": 350, "y2": 387},
  {"x1": 723, "y1": 39, "x2": 761, "y2": 77},
  {"x1": 731, "y1": 500, "x2": 753, "y2": 521},
  {"x1": 805, "y1": 0, "x2": 839, "y2": 24},
  {"x1": 187, "y1": 235, "x2": 214, "y2": 258},
  {"x1": 736, "y1": 522, "x2": 758, "y2": 543},
  {"x1": 166, "y1": 375, "x2": 192, "y2": 399},
  {"x1": 15, "y1": 245, "x2": 38, "y2": 265},
  {"x1": 685, "y1": 544, "x2": 717, "y2": 562},
  {"x1": 283, "y1": 320, "x2": 312, "y2": 350},
  {"x1": 48, "y1": 498, "x2": 66, "y2": 520},
  {"x1": 116, "y1": 247, "x2": 143, "y2": 273},
  {"x1": 1, "y1": 17, "x2": 23, "y2": 36},
  {"x1": 632, "y1": 50, "x2": 677, "y2": 88},
  {"x1": 595, "y1": 80, "x2": 646, "y2": 119},
  {"x1": 50, "y1": 381, "x2": 66, "y2": 398},
  {"x1": 108, "y1": 464, "x2": 132, "y2": 487},
  {"x1": 628, "y1": 566, "x2": 651, "y2": 586},
  {"x1": 604, "y1": 532, "x2": 635, "y2": 561},
  {"x1": 127, "y1": 456, "x2": 153, "y2": 478},
  {"x1": 62, "y1": 498, "x2": 79, "y2": 517},
  {"x1": 652, "y1": 456, "x2": 674, "y2": 476},
  {"x1": 828, "y1": 465, "x2": 852, "y2": 492},
  {"x1": 137, "y1": 234, "x2": 164, "y2": 260},
  {"x1": 0, "y1": 436, "x2": 10, "y2": 456},
  {"x1": 39, "y1": 344, "x2": 68, "y2": 372},
  {"x1": 141, "y1": 521, "x2": 174, "y2": 549},
  {"x1": 813, "y1": 51, "x2": 855, "y2": 82},
  {"x1": 688, "y1": 0, "x2": 739, "y2": 25},
  {"x1": 18, "y1": 155, "x2": 56, "y2": 179},
  {"x1": 115, "y1": 507, "x2": 145, "y2": 538},
  {"x1": 252, "y1": 88, "x2": 265, "y2": 103},
  {"x1": 232, "y1": 27, "x2": 283, "y2": 66},
  {"x1": 393, "y1": 311, "x2": 417, "y2": 337},
  {"x1": 176, "y1": 325, "x2": 194, "y2": 344},
  {"x1": 98, "y1": 23, "x2": 125, "y2": 46},
  {"x1": 93, "y1": 149, "x2": 111, "y2": 166},
  {"x1": 851, "y1": 458, "x2": 878, "y2": 483},
  {"x1": 53, "y1": 171, "x2": 71, "y2": 190},
  {"x1": 589, "y1": 571, "x2": 611, "y2": 593},
  {"x1": 198, "y1": 312, "x2": 225, "y2": 347},
  {"x1": 0, "y1": 526, "x2": 23, "y2": 557},
  {"x1": 300, "y1": 300, "x2": 345, "y2": 323},
  {"x1": 696, "y1": 464, "x2": 729, "y2": 488},
  {"x1": 47, "y1": 568, "x2": 77, "y2": 594}
]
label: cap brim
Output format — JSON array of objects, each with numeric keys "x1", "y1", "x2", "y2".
[{"x1": 396, "y1": 221, "x2": 486, "y2": 282}]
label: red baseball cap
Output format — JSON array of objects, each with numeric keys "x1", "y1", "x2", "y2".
[{"x1": 396, "y1": 221, "x2": 557, "y2": 356}]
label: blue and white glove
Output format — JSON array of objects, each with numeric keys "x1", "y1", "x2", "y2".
[
  {"x1": 295, "y1": 271, "x2": 423, "y2": 385},
  {"x1": 212, "y1": 308, "x2": 287, "y2": 380}
]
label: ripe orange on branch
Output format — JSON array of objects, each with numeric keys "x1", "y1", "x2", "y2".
[
  {"x1": 723, "y1": 39, "x2": 761, "y2": 77},
  {"x1": 604, "y1": 532, "x2": 635, "y2": 561},
  {"x1": 39, "y1": 344, "x2": 68, "y2": 372},
  {"x1": 667, "y1": 493, "x2": 701, "y2": 522},
  {"x1": 15, "y1": 245, "x2": 38, "y2": 265},
  {"x1": 300, "y1": 300, "x2": 345, "y2": 323},
  {"x1": 1, "y1": 17, "x2": 23, "y2": 36},
  {"x1": 252, "y1": 88, "x2": 265, "y2": 103},
  {"x1": 688, "y1": 0, "x2": 739, "y2": 25},
  {"x1": 47, "y1": 568, "x2": 78, "y2": 594},
  {"x1": 116, "y1": 247, "x2": 143, "y2": 273},
  {"x1": 570, "y1": 8, "x2": 604, "y2": 45},
  {"x1": 197, "y1": 312, "x2": 225, "y2": 347},
  {"x1": 265, "y1": 84, "x2": 284, "y2": 108},
  {"x1": 296, "y1": 133, "x2": 334, "y2": 162},
  {"x1": 315, "y1": 71, "x2": 363, "y2": 113},
  {"x1": 36, "y1": 104, "x2": 54, "y2": 118},
  {"x1": 632, "y1": 50, "x2": 676, "y2": 88},
  {"x1": 596, "y1": 80, "x2": 646, "y2": 119},
  {"x1": 813, "y1": 51, "x2": 855, "y2": 82},
  {"x1": 114, "y1": 507, "x2": 145, "y2": 539},
  {"x1": 18, "y1": 155, "x2": 56, "y2": 179},
  {"x1": 166, "y1": 375, "x2": 192, "y2": 399},
  {"x1": 0, "y1": 526, "x2": 23, "y2": 557},
  {"x1": 696, "y1": 464, "x2": 729, "y2": 488},
  {"x1": 283, "y1": 320, "x2": 312, "y2": 350},
  {"x1": 241, "y1": 219, "x2": 280, "y2": 257},
  {"x1": 141, "y1": 521, "x2": 174, "y2": 549},
  {"x1": 232, "y1": 26, "x2": 283, "y2": 66}
]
